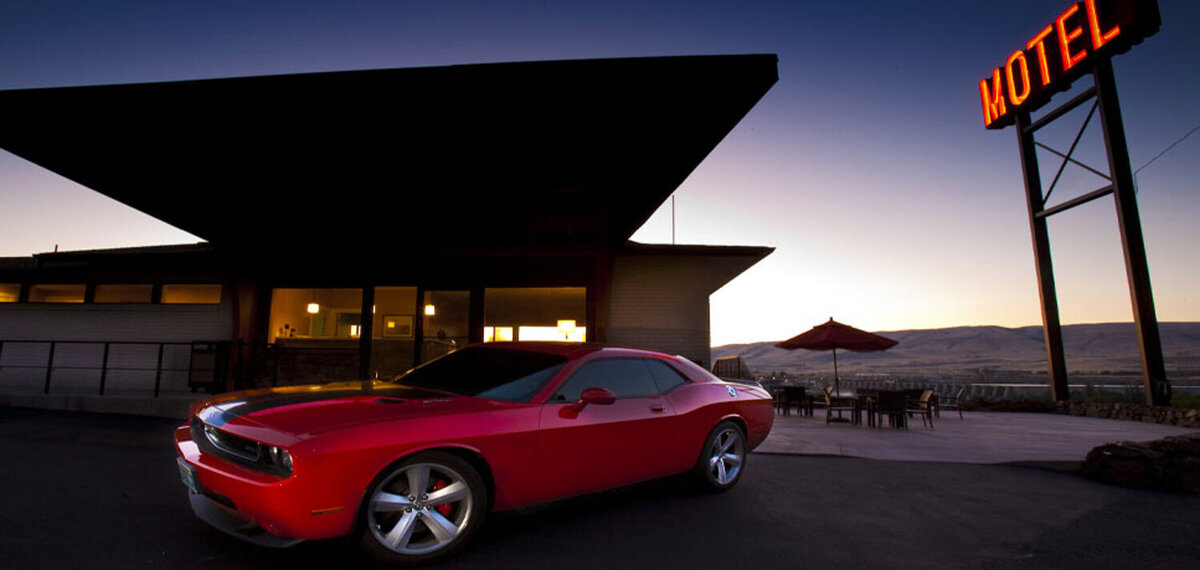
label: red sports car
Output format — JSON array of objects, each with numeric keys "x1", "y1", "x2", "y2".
[{"x1": 174, "y1": 342, "x2": 773, "y2": 565}]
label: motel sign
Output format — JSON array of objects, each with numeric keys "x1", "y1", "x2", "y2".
[{"x1": 979, "y1": 0, "x2": 1170, "y2": 405}]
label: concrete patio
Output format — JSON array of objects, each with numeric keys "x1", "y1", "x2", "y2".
[{"x1": 755, "y1": 409, "x2": 1198, "y2": 465}]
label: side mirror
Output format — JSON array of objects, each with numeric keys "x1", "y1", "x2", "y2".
[{"x1": 570, "y1": 387, "x2": 616, "y2": 412}]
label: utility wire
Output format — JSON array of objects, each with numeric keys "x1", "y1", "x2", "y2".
[{"x1": 1134, "y1": 123, "x2": 1200, "y2": 177}]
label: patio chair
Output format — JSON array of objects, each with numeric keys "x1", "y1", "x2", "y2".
[
  {"x1": 905, "y1": 389, "x2": 935, "y2": 429},
  {"x1": 871, "y1": 390, "x2": 907, "y2": 429},
  {"x1": 857, "y1": 389, "x2": 880, "y2": 427},
  {"x1": 824, "y1": 388, "x2": 859, "y2": 425},
  {"x1": 939, "y1": 387, "x2": 964, "y2": 419},
  {"x1": 774, "y1": 386, "x2": 808, "y2": 416},
  {"x1": 807, "y1": 386, "x2": 829, "y2": 414}
]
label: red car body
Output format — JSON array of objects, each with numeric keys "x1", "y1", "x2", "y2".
[{"x1": 175, "y1": 343, "x2": 773, "y2": 557}]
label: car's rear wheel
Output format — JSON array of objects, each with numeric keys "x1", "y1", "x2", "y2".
[
  {"x1": 692, "y1": 421, "x2": 746, "y2": 491},
  {"x1": 359, "y1": 451, "x2": 487, "y2": 566}
]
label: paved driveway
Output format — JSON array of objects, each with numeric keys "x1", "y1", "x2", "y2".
[{"x1": 2, "y1": 407, "x2": 1199, "y2": 569}]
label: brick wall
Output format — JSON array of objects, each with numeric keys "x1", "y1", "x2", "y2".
[
  {"x1": 607, "y1": 255, "x2": 711, "y2": 367},
  {"x1": 0, "y1": 303, "x2": 231, "y2": 343}
]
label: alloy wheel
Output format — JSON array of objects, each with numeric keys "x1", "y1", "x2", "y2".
[
  {"x1": 367, "y1": 461, "x2": 476, "y2": 555},
  {"x1": 707, "y1": 426, "x2": 744, "y2": 485}
]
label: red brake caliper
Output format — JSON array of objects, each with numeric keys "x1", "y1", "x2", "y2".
[{"x1": 432, "y1": 479, "x2": 453, "y2": 517}]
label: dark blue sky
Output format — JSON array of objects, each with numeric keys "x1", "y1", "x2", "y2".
[{"x1": 1, "y1": 0, "x2": 1197, "y2": 343}]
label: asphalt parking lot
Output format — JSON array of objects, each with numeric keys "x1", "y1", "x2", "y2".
[{"x1": 2, "y1": 407, "x2": 1199, "y2": 569}]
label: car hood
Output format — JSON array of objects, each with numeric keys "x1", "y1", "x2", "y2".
[{"x1": 194, "y1": 381, "x2": 509, "y2": 441}]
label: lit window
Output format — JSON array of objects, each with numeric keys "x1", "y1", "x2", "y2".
[
  {"x1": 485, "y1": 287, "x2": 586, "y2": 343},
  {"x1": 483, "y1": 326, "x2": 515, "y2": 343},
  {"x1": 94, "y1": 284, "x2": 153, "y2": 304},
  {"x1": 268, "y1": 288, "x2": 363, "y2": 341},
  {"x1": 161, "y1": 284, "x2": 222, "y2": 304},
  {"x1": 518, "y1": 326, "x2": 587, "y2": 342},
  {"x1": 0, "y1": 284, "x2": 19, "y2": 303},
  {"x1": 28, "y1": 284, "x2": 85, "y2": 303}
]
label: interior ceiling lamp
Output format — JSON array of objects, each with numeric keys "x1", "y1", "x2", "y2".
[
  {"x1": 307, "y1": 289, "x2": 320, "y2": 314},
  {"x1": 424, "y1": 304, "x2": 436, "y2": 316}
]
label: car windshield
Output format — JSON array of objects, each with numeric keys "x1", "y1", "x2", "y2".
[{"x1": 393, "y1": 346, "x2": 567, "y2": 402}]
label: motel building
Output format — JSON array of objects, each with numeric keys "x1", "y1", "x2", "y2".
[{"x1": 0, "y1": 55, "x2": 777, "y2": 397}]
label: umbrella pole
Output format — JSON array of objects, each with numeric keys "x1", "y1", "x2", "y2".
[{"x1": 832, "y1": 347, "x2": 839, "y2": 396}]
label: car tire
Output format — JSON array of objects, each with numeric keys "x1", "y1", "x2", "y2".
[
  {"x1": 358, "y1": 451, "x2": 488, "y2": 566},
  {"x1": 692, "y1": 421, "x2": 746, "y2": 492}
]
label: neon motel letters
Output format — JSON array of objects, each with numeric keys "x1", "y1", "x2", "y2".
[{"x1": 979, "y1": 0, "x2": 1160, "y2": 129}]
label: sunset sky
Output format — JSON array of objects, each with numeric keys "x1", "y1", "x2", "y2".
[{"x1": 1, "y1": 0, "x2": 1197, "y2": 346}]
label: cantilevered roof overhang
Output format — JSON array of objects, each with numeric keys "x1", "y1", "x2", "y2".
[{"x1": 0, "y1": 55, "x2": 777, "y2": 266}]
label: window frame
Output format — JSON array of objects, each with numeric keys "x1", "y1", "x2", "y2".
[
  {"x1": 93, "y1": 283, "x2": 155, "y2": 304},
  {"x1": 161, "y1": 284, "x2": 223, "y2": 305},
  {"x1": 27, "y1": 283, "x2": 86, "y2": 304}
]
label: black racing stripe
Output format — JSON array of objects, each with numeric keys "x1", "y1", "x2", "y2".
[{"x1": 208, "y1": 385, "x2": 446, "y2": 419}]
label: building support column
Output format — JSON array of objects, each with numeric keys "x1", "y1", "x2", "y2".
[
  {"x1": 358, "y1": 283, "x2": 375, "y2": 380},
  {"x1": 468, "y1": 286, "x2": 485, "y2": 344}
]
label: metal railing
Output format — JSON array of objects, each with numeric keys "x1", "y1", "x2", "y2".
[
  {"x1": 0, "y1": 340, "x2": 204, "y2": 397},
  {"x1": 0, "y1": 339, "x2": 381, "y2": 397}
]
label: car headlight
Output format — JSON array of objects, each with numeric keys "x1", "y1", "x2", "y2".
[{"x1": 265, "y1": 445, "x2": 293, "y2": 476}]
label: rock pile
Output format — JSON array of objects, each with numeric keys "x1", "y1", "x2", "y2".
[
  {"x1": 963, "y1": 399, "x2": 1200, "y2": 429},
  {"x1": 1082, "y1": 433, "x2": 1200, "y2": 494},
  {"x1": 1054, "y1": 401, "x2": 1200, "y2": 428}
]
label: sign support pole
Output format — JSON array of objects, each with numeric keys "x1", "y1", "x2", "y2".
[
  {"x1": 1092, "y1": 58, "x2": 1171, "y2": 406},
  {"x1": 1015, "y1": 112, "x2": 1070, "y2": 402}
]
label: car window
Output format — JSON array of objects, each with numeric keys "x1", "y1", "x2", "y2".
[
  {"x1": 394, "y1": 346, "x2": 567, "y2": 402},
  {"x1": 642, "y1": 358, "x2": 688, "y2": 393},
  {"x1": 552, "y1": 358, "x2": 659, "y2": 402},
  {"x1": 475, "y1": 363, "x2": 565, "y2": 402}
]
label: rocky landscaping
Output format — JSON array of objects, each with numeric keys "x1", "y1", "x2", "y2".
[
  {"x1": 1053, "y1": 401, "x2": 1200, "y2": 428},
  {"x1": 967, "y1": 399, "x2": 1200, "y2": 429},
  {"x1": 1082, "y1": 433, "x2": 1200, "y2": 494}
]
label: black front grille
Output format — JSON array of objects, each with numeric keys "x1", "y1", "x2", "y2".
[{"x1": 204, "y1": 423, "x2": 261, "y2": 461}]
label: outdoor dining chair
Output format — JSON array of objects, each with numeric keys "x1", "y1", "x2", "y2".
[
  {"x1": 774, "y1": 386, "x2": 808, "y2": 416},
  {"x1": 905, "y1": 389, "x2": 935, "y2": 429},
  {"x1": 938, "y1": 387, "x2": 965, "y2": 419},
  {"x1": 871, "y1": 390, "x2": 907, "y2": 429},
  {"x1": 824, "y1": 387, "x2": 859, "y2": 425}
]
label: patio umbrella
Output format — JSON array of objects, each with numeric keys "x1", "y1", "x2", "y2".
[{"x1": 775, "y1": 318, "x2": 898, "y2": 396}]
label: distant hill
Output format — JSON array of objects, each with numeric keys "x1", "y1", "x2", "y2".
[{"x1": 713, "y1": 322, "x2": 1200, "y2": 381}]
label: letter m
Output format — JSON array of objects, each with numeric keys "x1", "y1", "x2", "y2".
[{"x1": 979, "y1": 68, "x2": 1007, "y2": 128}]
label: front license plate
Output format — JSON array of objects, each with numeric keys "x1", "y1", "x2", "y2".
[{"x1": 177, "y1": 457, "x2": 199, "y2": 494}]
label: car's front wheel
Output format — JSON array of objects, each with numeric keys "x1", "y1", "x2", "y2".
[
  {"x1": 358, "y1": 451, "x2": 487, "y2": 566},
  {"x1": 692, "y1": 421, "x2": 746, "y2": 491}
]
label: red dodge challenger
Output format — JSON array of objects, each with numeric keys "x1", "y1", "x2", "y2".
[{"x1": 175, "y1": 342, "x2": 773, "y2": 565}]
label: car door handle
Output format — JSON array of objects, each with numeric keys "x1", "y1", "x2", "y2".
[{"x1": 649, "y1": 404, "x2": 665, "y2": 413}]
